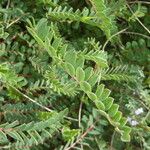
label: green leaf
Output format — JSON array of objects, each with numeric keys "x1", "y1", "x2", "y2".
[
  {"x1": 121, "y1": 133, "x2": 131, "y2": 142},
  {"x1": 65, "y1": 82, "x2": 77, "y2": 89},
  {"x1": 80, "y1": 81, "x2": 91, "y2": 92},
  {"x1": 122, "y1": 126, "x2": 131, "y2": 134},
  {"x1": 47, "y1": 6, "x2": 102, "y2": 28},
  {"x1": 119, "y1": 117, "x2": 128, "y2": 127},
  {"x1": 75, "y1": 55, "x2": 85, "y2": 68},
  {"x1": 33, "y1": 131, "x2": 43, "y2": 143},
  {"x1": 84, "y1": 67, "x2": 93, "y2": 80},
  {"x1": 76, "y1": 67, "x2": 85, "y2": 82},
  {"x1": 88, "y1": 73, "x2": 99, "y2": 87},
  {"x1": 28, "y1": 131, "x2": 39, "y2": 145},
  {"x1": 87, "y1": 92, "x2": 97, "y2": 101},
  {"x1": 112, "y1": 111, "x2": 122, "y2": 122},
  {"x1": 27, "y1": 27, "x2": 45, "y2": 48},
  {"x1": 6, "y1": 131, "x2": 23, "y2": 141},
  {"x1": 64, "y1": 62, "x2": 75, "y2": 76},
  {"x1": 45, "y1": 37, "x2": 57, "y2": 58},
  {"x1": 52, "y1": 38, "x2": 62, "y2": 50},
  {"x1": 108, "y1": 104, "x2": 119, "y2": 117},
  {"x1": 82, "y1": 50, "x2": 108, "y2": 68},
  {"x1": 64, "y1": 51, "x2": 77, "y2": 67},
  {"x1": 95, "y1": 101, "x2": 105, "y2": 110},
  {"x1": 100, "y1": 89, "x2": 111, "y2": 101},
  {"x1": 103, "y1": 97, "x2": 114, "y2": 110},
  {"x1": 5, "y1": 121, "x2": 19, "y2": 128},
  {"x1": 96, "y1": 84, "x2": 105, "y2": 99},
  {"x1": 0, "y1": 131, "x2": 8, "y2": 142},
  {"x1": 94, "y1": 57, "x2": 108, "y2": 68},
  {"x1": 62, "y1": 127, "x2": 80, "y2": 141},
  {"x1": 90, "y1": 0, "x2": 116, "y2": 38},
  {"x1": 59, "y1": 44, "x2": 67, "y2": 57},
  {"x1": 36, "y1": 18, "x2": 50, "y2": 41}
]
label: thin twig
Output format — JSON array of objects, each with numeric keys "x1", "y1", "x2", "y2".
[
  {"x1": 102, "y1": 28, "x2": 128, "y2": 51},
  {"x1": 129, "y1": 1, "x2": 150, "y2": 5},
  {"x1": 142, "y1": 111, "x2": 150, "y2": 123},
  {"x1": 64, "y1": 123, "x2": 95, "y2": 150},
  {"x1": 6, "y1": 0, "x2": 11, "y2": 9},
  {"x1": 6, "y1": 12, "x2": 28, "y2": 29},
  {"x1": 6, "y1": 13, "x2": 27, "y2": 29},
  {"x1": 78, "y1": 102, "x2": 83, "y2": 128},
  {"x1": 4, "y1": 0, "x2": 11, "y2": 24},
  {"x1": 126, "y1": 3, "x2": 150, "y2": 35},
  {"x1": 9, "y1": 85, "x2": 78, "y2": 122},
  {"x1": 110, "y1": 131, "x2": 116, "y2": 150},
  {"x1": 123, "y1": 31, "x2": 150, "y2": 39},
  {"x1": 6, "y1": 17, "x2": 22, "y2": 29},
  {"x1": 9, "y1": 85, "x2": 53, "y2": 112}
]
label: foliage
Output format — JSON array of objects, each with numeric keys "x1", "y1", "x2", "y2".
[{"x1": 0, "y1": 0, "x2": 149, "y2": 149}]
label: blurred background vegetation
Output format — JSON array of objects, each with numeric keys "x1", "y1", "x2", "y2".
[{"x1": 0, "y1": 0, "x2": 150, "y2": 149}]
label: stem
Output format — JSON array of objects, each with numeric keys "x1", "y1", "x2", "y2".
[
  {"x1": 102, "y1": 28, "x2": 128, "y2": 51},
  {"x1": 126, "y1": 3, "x2": 150, "y2": 35},
  {"x1": 9, "y1": 85, "x2": 78, "y2": 122},
  {"x1": 110, "y1": 131, "x2": 116, "y2": 150},
  {"x1": 78, "y1": 101, "x2": 83, "y2": 128},
  {"x1": 123, "y1": 31, "x2": 150, "y2": 39},
  {"x1": 64, "y1": 123, "x2": 95, "y2": 150},
  {"x1": 129, "y1": 1, "x2": 150, "y2": 5}
]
